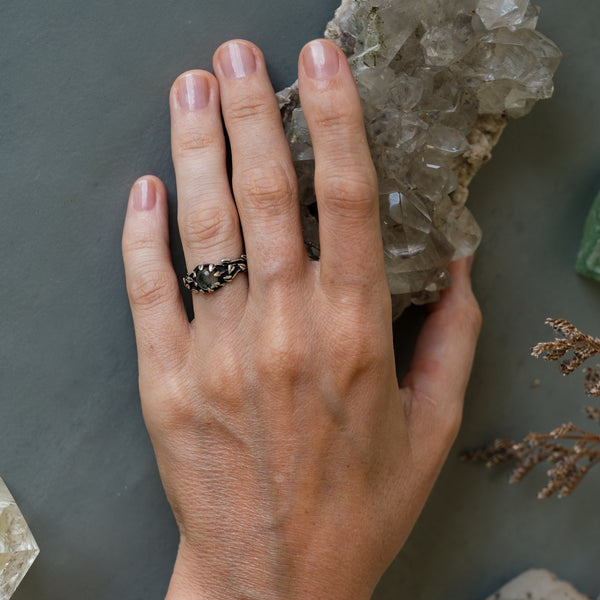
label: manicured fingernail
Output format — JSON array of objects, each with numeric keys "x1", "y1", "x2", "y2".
[
  {"x1": 131, "y1": 179, "x2": 156, "y2": 211},
  {"x1": 219, "y1": 42, "x2": 257, "y2": 79},
  {"x1": 177, "y1": 73, "x2": 210, "y2": 111},
  {"x1": 304, "y1": 40, "x2": 340, "y2": 80}
]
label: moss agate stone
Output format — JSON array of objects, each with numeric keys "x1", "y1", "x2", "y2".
[
  {"x1": 278, "y1": 0, "x2": 561, "y2": 314},
  {"x1": 576, "y1": 190, "x2": 600, "y2": 282}
]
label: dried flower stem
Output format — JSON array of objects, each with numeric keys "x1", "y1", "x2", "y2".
[
  {"x1": 464, "y1": 424, "x2": 600, "y2": 499},
  {"x1": 532, "y1": 318, "x2": 600, "y2": 391},
  {"x1": 465, "y1": 318, "x2": 600, "y2": 498}
]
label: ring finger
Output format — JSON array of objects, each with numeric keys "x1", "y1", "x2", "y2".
[{"x1": 170, "y1": 70, "x2": 246, "y2": 320}]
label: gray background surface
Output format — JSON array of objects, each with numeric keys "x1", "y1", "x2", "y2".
[{"x1": 1, "y1": 1, "x2": 599, "y2": 598}]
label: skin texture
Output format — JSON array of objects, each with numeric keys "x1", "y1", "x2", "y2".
[{"x1": 122, "y1": 39, "x2": 481, "y2": 600}]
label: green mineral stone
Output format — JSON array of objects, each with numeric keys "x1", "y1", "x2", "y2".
[{"x1": 576, "y1": 190, "x2": 600, "y2": 282}]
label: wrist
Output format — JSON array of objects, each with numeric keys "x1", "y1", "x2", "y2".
[
  {"x1": 165, "y1": 540, "x2": 376, "y2": 600},
  {"x1": 165, "y1": 541, "x2": 282, "y2": 600}
]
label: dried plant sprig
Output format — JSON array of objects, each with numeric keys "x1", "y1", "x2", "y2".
[
  {"x1": 463, "y1": 424, "x2": 600, "y2": 499},
  {"x1": 584, "y1": 367, "x2": 600, "y2": 397},
  {"x1": 585, "y1": 405, "x2": 600, "y2": 424},
  {"x1": 532, "y1": 318, "x2": 600, "y2": 382},
  {"x1": 465, "y1": 318, "x2": 600, "y2": 498}
]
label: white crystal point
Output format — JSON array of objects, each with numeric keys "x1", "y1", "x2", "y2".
[
  {"x1": 486, "y1": 569, "x2": 589, "y2": 600},
  {"x1": 0, "y1": 479, "x2": 39, "y2": 600},
  {"x1": 476, "y1": 0, "x2": 529, "y2": 30}
]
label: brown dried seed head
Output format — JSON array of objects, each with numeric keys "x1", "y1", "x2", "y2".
[
  {"x1": 546, "y1": 318, "x2": 579, "y2": 340},
  {"x1": 584, "y1": 368, "x2": 600, "y2": 397},
  {"x1": 531, "y1": 340, "x2": 571, "y2": 361},
  {"x1": 549, "y1": 423, "x2": 579, "y2": 437},
  {"x1": 585, "y1": 405, "x2": 600, "y2": 423}
]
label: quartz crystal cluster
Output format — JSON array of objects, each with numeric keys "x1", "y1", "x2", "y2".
[
  {"x1": 278, "y1": 0, "x2": 561, "y2": 313},
  {"x1": 0, "y1": 479, "x2": 39, "y2": 600}
]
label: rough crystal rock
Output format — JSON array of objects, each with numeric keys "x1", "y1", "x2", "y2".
[
  {"x1": 485, "y1": 569, "x2": 590, "y2": 600},
  {"x1": 277, "y1": 0, "x2": 561, "y2": 314},
  {"x1": 476, "y1": 0, "x2": 529, "y2": 31},
  {"x1": 576, "y1": 190, "x2": 600, "y2": 282},
  {"x1": 0, "y1": 479, "x2": 39, "y2": 600}
]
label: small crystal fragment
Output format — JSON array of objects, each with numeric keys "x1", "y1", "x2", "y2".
[
  {"x1": 426, "y1": 125, "x2": 469, "y2": 156},
  {"x1": 576, "y1": 190, "x2": 600, "y2": 282},
  {"x1": 476, "y1": 0, "x2": 529, "y2": 31},
  {"x1": 288, "y1": 108, "x2": 314, "y2": 161},
  {"x1": 511, "y1": 3, "x2": 541, "y2": 31},
  {"x1": 0, "y1": 479, "x2": 39, "y2": 599},
  {"x1": 420, "y1": 16, "x2": 477, "y2": 68},
  {"x1": 486, "y1": 569, "x2": 588, "y2": 600}
]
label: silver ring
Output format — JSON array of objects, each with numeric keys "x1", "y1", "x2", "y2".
[{"x1": 183, "y1": 255, "x2": 248, "y2": 294}]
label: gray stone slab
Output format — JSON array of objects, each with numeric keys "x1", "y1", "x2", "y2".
[{"x1": 1, "y1": 1, "x2": 599, "y2": 599}]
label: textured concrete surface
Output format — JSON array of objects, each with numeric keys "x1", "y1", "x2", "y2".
[{"x1": 1, "y1": 1, "x2": 599, "y2": 599}]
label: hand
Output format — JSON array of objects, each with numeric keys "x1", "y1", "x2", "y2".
[{"x1": 122, "y1": 39, "x2": 481, "y2": 600}]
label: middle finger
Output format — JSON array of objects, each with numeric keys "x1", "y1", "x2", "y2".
[{"x1": 213, "y1": 40, "x2": 307, "y2": 292}]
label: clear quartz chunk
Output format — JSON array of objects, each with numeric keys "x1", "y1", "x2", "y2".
[
  {"x1": 0, "y1": 479, "x2": 39, "y2": 600},
  {"x1": 476, "y1": 0, "x2": 529, "y2": 30},
  {"x1": 278, "y1": 0, "x2": 561, "y2": 317},
  {"x1": 487, "y1": 569, "x2": 588, "y2": 600}
]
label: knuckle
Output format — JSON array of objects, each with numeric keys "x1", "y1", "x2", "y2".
[
  {"x1": 149, "y1": 347, "x2": 246, "y2": 432},
  {"x1": 260, "y1": 263, "x2": 302, "y2": 289},
  {"x1": 255, "y1": 318, "x2": 307, "y2": 379},
  {"x1": 180, "y1": 204, "x2": 238, "y2": 252},
  {"x1": 226, "y1": 93, "x2": 270, "y2": 123},
  {"x1": 469, "y1": 297, "x2": 483, "y2": 334},
  {"x1": 236, "y1": 163, "x2": 295, "y2": 213},
  {"x1": 174, "y1": 129, "x2": 219, "y2": 159},
  {"x1": 258, "y1": 342, "x2": 306, "y2": 380},
  {"x1": 128, "y1": 270, "x2": 175, "y2": 312},
  {"x1": 313, "y1": 104, "x2": 356, "y2": 132},
  {"x1": 122, "y1": 231, "x2": 158, "y2": 258},
  {"x1": 323, "y1": 301, "x2": 389, "y2": 375},
  {"x1": 457, "y1": 294, "x2": 483, "y2": 338},
  {"x1": 199, "y1": 346, "x2": 242, "y2": 398},
  {"x1": 146, "y1": 360, "x2": 241, "y2": 435},
  {"x1": 437, "y1": 406, "x2": 463, "y2": 449},
  {"x1": 332, "y1": 322, "x2": 386, "y2": 374},
  {"x1": 412, "y1": 388, "x2": 463, "y2": 452},
  {"x1": 147, "y1": 376, "x2": 197, "y2": 433},
  {"x1": 326, "y1": 276, "x2": 389, "y2": 311},
  {"x1": 320, "y1": 173, "x2": 377, "y2": 217}
]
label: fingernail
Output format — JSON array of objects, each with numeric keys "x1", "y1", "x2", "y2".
[
  {"x1": 177, "y1": 73, "x2": 210, "y2": 111},
  {"x1": 304, "y1": 40, "x2": 340, "y2": 80},
  {"x1": 131, "y1": 179, "x2": 156, "y2": 211},
  {"x1": 219, "y1": 42, "x2": 257, "y2": 79}
]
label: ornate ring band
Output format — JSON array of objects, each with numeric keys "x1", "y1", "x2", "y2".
[{"x1": 182, "y1": 255, "x2": 248, "y2": 294}]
